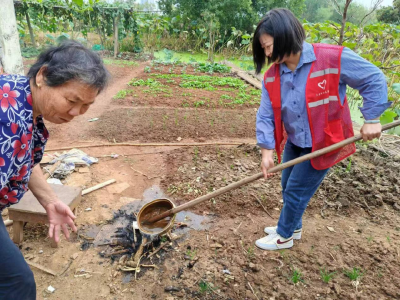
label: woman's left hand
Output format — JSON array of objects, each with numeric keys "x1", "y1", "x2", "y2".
[
  {"x1": 360, "y1": 123, "x2": 382, "y2": 141},
  {"x1": 44, "y1": 201, "x2": 77, "y2": 243}
]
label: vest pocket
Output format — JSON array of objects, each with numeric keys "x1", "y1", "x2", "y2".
[{"x1": 324, "y1": 119, "x2": 345, "y2": 148}]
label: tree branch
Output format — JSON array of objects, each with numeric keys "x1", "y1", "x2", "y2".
[
  {"x1": 380, "y1": 64, "x2": 400, "y2": 70},
  {"x1": 358, "y1": 0, "x2": 384, "y2": 27},
  {"x1": 329, "y1": 0, "x2": 343, "y2": 16}
]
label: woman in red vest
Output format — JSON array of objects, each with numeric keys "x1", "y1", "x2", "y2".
[{"x1": 253, "y1": 9, "x2": 391, "y2": 250}]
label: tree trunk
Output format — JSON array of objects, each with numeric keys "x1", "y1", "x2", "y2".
[
  {"x1": 0, "y1": 0, "x2": 24, "y2": 74},
  {"x1": 113, "y1": 16, "x2": 119, "y2": 58},
  {"x1": 26, "y1": 12, "x2": 36, "y2": 47},
  {"x1": 339, "y1": 0, "x2": 352, "y2": 45}
]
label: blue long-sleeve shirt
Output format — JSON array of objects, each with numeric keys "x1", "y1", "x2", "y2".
[{"x1": 256, "y1": 41, "x2": 391, "y2": 150}]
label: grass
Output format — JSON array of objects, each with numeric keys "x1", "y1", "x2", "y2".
[
  {"x1": 199, "y1": 280, "x2": 216, "y2": 294},
  {"x1": 291, "y1": 269, "x2": 303, "y2": 284},
  {"x1": 320, "y1": 268, "x2": 336, "y2": 283},
  {"x1": 344, "y1": 267, "x2": 363, "y2": 281},
  {"x1": 113, "y1": 89, "x2": 133, "y2": 99},
  {"x1": 246, "y1": 246, "x2": 255, "y2": 260},
  {"x1": 185, "y1": 248, "x2": 197, "y2": 260}
]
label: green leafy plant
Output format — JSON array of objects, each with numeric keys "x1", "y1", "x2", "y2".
[
  {"x1": 344, "y1": 267, "x2": 363, "y2": 281},
  {"x1": 186, "y1": 248, "x2": 197, "y2": 259},
  {"x1": 320, "y1": 268, "x2": 336, "y2": 283},
  {"x1": 113, "y1": 89, "x2": 132, "y2": 99},
  {"x1": 199, "y1": 280, "x2": 215, "y2": 294},
  {"x1": 291, "y1": 269, "x2": 303, "y2": 284}
]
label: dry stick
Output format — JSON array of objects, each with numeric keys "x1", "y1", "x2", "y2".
[
  {"x1": 130, "y1": 167, "x2": 157, "y2": 180},
  {"x1": 82, "y1": 179, "x2": 116, "y2": 195},
  {"x1": 140, "y1": 264, "x2": 158, "y2": 269},
  {"x1": 135, "y1": 254, "x2": 144, "y2": 281},
  {"x1": 27, "y1": 261, "x2": 57, "y2": 276},
  {"x1": 105, "y1": 249, "x2": 130, "y2": 258},
  {"x1": 45, "y1": 142, "x2": 248, "y2": 152},
  {"x1": 59, "y1": 259, "x2": 74, "y2": 276},
  {"x1": 251, "y1": 193, "x2": 274, "y2": 219},
  {"x1": 145, "y1": 119, "x2": 400, "y2": 225},
  {"x1": 247, "y1": 282, "x2": 260, "y2": 300},
  {"x1": 147, "y1": 242, "x2": 169, "y2": 259},
  {"x1": 234, "y1": 221, "x2": 243, "y2": 233}
]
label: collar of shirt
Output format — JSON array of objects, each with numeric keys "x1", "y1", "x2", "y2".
[{"x1": 280, "y1": 41, "x2": 316, "y2": 75}]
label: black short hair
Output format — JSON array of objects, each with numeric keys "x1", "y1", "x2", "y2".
[
  {"x1": 253, "y1": 8, "x2": 305, "y2": 74},
  {"x1": 28, "y1": 40, "x2": 110, "y2": 93}
]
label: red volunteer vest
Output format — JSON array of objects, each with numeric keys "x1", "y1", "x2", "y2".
[{"x1": 263, "y1": 43, "x2": 356, "y2": 170}]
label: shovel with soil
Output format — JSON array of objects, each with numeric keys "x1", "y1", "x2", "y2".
[{"x1": 138, "y1": 120, "x2": 400, "y2": 235}]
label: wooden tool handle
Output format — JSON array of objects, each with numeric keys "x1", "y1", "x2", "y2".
[{"x1": 146, "y1": 120, "x2": 400, "y2": 223}]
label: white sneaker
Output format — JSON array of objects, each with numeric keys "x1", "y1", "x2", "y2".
[
  {"x1": 255, "y1": 233, "x2": 293, "y2": 250},
  {"x1": 264, "y1": 226, "x2": 302, "y2": 240}
]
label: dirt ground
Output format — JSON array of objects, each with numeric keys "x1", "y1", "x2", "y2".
[{"x1": 2, "y1": 59, "x2": 399, "y2": 300}]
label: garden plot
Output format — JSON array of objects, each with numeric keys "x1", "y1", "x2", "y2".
[
  {"x1": 92, "y1": 62, "x2": 261, "y2": 143},
  {"x1": 14, "y1": 59, "x2": 400, "y2": 300},
  {"x1": 111, "y1": 62, "x2": 261, "y2": 109},
  {"x1": 158, "y1": 143, "x2": 400, "y2": 299}
]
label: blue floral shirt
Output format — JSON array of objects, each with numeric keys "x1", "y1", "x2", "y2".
[{"x1": 0, "y1": 75, "x2": 49, "y2": 211}]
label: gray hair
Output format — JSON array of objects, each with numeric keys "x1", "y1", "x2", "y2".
[{"x1": 28, "y1": 40, "x2": 110, "y2": 93}]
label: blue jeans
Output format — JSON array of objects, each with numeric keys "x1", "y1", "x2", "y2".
[
  {"x1": 0, "y1": 218, "x2": 36, "y2": 300},
  {"x1": 276, "y1": 141, "x2": 330, "y2": 239}
]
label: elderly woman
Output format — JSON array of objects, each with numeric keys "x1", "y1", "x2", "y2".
[
  {"x1": 0, "y1": 40, "x2": 109, "y2": 299},
  {"x1": 253, "y1": 9, "x2": 390, "y2": 251}
]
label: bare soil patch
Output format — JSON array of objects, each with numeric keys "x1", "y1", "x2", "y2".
[{"x1": 91, "y1": 107, "x2": 257, "y2": 143}]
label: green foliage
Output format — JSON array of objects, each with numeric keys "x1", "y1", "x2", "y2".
[
  {"x1": 377, "y1": 0, "x2": 400, "y2": 24},
  {"x1": 14, "y1": 0, "x2": 142, "y2": 51},
  {"x1": 21, "y1": 46, "x2": 41, "y2": 58},
  {"x1": 195, "y1": 63, "x2": 231, "y2": 74},
  {"x1": 198, "y1": 280, "x2": 216, "y2": 294},
  {"x1": 185, "y1": 248, "x2": 197, "y2": 259},
  {"x1": 344, "y1": 267, "x2": 363, "y2": 281},
  {"x1": 128, "y1": 78, "x2": 164, "y2": 87},
  {"x1": 113, "y1": 89, "x2": 133, "y2": 99},
  {"x1": 103, "y1": 59, "x2": 139, "y2": 67},
  {"x1": 320, "y1": 268, "x2": 336, "y2": 283},
  {"x1": 302, "y1": 0, "x2": 378, "y2": 25},
  {"x1": 291, "y1": 269, "x2": 303, "y2": 284}
]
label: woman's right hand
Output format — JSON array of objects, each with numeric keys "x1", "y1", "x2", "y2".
[{"x1": 261, "y1": 148, "x2": 275, "y2": 179}]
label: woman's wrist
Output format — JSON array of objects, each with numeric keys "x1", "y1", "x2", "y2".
[{"x1": 364, "y1": 119, "x2": 380, "y2": 124}]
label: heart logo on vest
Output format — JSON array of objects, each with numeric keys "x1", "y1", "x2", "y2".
[{"x1": 318, "y1": 80, "x2": 327, "y2": 90}]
